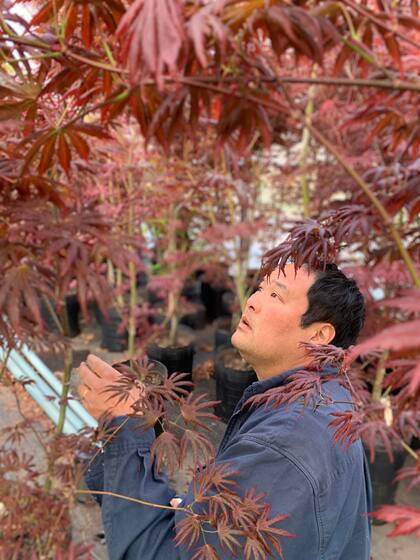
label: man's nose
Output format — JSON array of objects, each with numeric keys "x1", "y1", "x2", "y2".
[{"x1": 246, "y1": 290, "x2": 261, "y2": 312}]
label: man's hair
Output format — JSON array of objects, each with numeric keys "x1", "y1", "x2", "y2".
[{"x1": 300, "y1": 263, "x2": 365, "y2": 348}]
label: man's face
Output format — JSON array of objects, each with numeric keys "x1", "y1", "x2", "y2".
[{"x1": 231, "y1": 264, "x2": 317, "y2": 377}]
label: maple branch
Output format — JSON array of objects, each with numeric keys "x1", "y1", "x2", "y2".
[
  {"x1": 307, "y1": 124, "x2": 420, "y2": 289},
  {"x1": 342, "y1": 0, "x2": 420, "y2": 51},
  {"x1": 371, "y1": 353, "x2": 388, "y2": 404},
  {"x1": 400, "y1": 439, "x2": 418, "y2": 461},
  {"x1": 74, "y1": 417, "x2": 130, "y2": 490},
  {"x1": 179, "y1": 75, "x2": 420, "y2": 94},
  {"x1": 61, "y1": 88, "x2": 133, "y2": 130},
  {"x1": 13, "y1": 379, "x2": 49, "y2": 456},
  {"x1": 64, "y1": 49, "x2": 129, "y2": 75},
  {"x1": 273, "y1": 76, "x2": 420, "y2": 93},
  {"x1": 74, "y1": 489, "x2": 190, "y2": 513},
  {"x1": 56, "y1": 312, "x2": 73, "y2": 435},
  {"x1": 178, "y1": 84, "x2": 419, "y2": 288},
  {"x1": 299, "y1": 75, "x2": 316, "y2": 219},
  {"x1": 4, "y1": 33, "x2": 420, "y2": 93},
  {"x1": 0, "y1": 345, "x2": 11, "y2": 382},
  {"x1": 0, "y1": 34, "x2": 53, "y2": 50},
  {"x1": 179, "y1": 77, "x2": 283, "y2": 114}
]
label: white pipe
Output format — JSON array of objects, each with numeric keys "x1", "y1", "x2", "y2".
[
  {"x1": 20, "y1": 344, "x2": 97, "y2": 429},
  {"x1": 3, "y1": 351, "x2": 79, "y2": 435},
  {"x1": 9, "y1": 350, "x2": 86, "y2": 433}
]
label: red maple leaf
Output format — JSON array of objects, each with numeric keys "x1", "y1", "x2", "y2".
[{"x1": 370, "y1": 506, "x2": 420, "y2": 537}]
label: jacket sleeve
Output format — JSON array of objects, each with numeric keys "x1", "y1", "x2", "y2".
[{"x1": 85, "y1": 419, "x2": 320, "y2": 560}]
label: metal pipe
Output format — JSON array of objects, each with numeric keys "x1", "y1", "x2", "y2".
[
  {"x1": 8, "y1": 350, "x2": 87, "y2": 433},
  {"x1": 2, "y1": 350, "x2": 79, "y2": 435},
  {"x1": 5, "y1": 350, "x2": 84, "y2": 433},
  {"x1": 20, "y1": 344, "x2": 97, "y2": 429}
]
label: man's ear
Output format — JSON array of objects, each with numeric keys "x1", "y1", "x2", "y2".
[{"x1": 310, "y1": 323, "x2": 336, "y2": 345}]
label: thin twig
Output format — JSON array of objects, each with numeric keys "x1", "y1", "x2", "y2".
[
  {"x1": 342, "y1": 0, "x2": 420, "y2": 51},
  {"x1": 400, "y1": 439, "x2": 418, "y2": 461},
  {"x1": 0, "y1": 346, "x2": 12, "y2": 381},
  {"x1": 74, "y1": 417, "x2": 130, "y2": 489},
  {"x1": 307, "y1": 124, "x2": 420, "y2": 288},
  {"x1": 74, "y1": 489, "x2": 190, "y2": 513}
]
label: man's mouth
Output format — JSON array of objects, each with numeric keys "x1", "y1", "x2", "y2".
[{"x1": 239, "y1": 315, "x2": 252, "y2": 330}]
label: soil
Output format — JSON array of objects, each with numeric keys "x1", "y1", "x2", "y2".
[
  {"x1": 154, "y1": 332, "x2": 194, "y2": 349},
  {"x1": 113, "y1": 359, "x2": 167, "y2": 386},
  {"x1": 138, "y1": 370, "x2": 165, "y2": 385},
  {"x1": 192, "y1": 359, "x2": 214, "y2": 381},
  {"x1": 220, "y1": 349, "x2": 251, "y2": 371}
]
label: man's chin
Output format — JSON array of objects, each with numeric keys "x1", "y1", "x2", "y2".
[
  {"x1": 231, "y1": 329, "x2": 241, "y2": 348},
  {"x1": 231, "y1": 330, "x2": 247, "y2": 353}
]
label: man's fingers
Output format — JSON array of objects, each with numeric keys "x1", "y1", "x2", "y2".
[
  {"x1": 170, "y1": 498, "x2": 182, "y2": 508},
  {"x1": 78, "y1": 361, "x2": 104, "y2": 391},
  {"x1": 86, "y1": 354, "x2": 120, "y2": 380},
  {"x1": 79, "y1": 354, "x2": 121, "y2": 390}
]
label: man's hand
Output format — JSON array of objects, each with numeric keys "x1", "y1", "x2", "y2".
[{"x1": 78, "y1": 354, "x2": 144, "y2": 420}]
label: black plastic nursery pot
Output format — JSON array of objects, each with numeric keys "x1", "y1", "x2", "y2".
[
  {"x1": 136, "y1": 270, "x2": 149, "y2": 288},
  {"x1": 40, "y1": 294, "x2": 81, "y2": 338},
  {"x1": 146, "y1": 288, "x2": 165, "y2": 306},
  {"x1": 364, "y1": 443, "x2": 406, "y2": 516},
  {"x1": 148, "y1": 311, "x2": 165, "y2": 326},
  {"x1": 180, "y1": 305, "x2": 206, "y2": 330},
  {"x1": 100, "y1": 308, "x2": 128, "y2": 352},
  {"x1": 181, "y1": 279, "x2": 202, "y2": 303},
  {"x1": 214, "y1": 346, "x2": 257, "y2": 423},
  {"x1": 146, "y1": 341, "x2": 194, "y2": 388},
  {"x1": 214, "y1": 317, "x2": 233, "y2": 349},
  {"x1": 200, "y1": 281, "x2": 227, "y2": 322}
]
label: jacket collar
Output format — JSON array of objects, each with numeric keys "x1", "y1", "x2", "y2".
[{"x1": 241, "y1": 365, "x2": 338, "y2": 402}]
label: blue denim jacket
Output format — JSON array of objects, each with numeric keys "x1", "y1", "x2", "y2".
[{"x1": 85, "y1": 367, "x2": 372, "y2": 559}]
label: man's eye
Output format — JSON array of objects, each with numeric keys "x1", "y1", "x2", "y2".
[{"x1": 271, "y1": 292, "x2": 278, "y2": 298}]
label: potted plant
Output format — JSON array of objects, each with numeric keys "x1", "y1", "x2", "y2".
[
  {"x1": 199, "y1": 163, "x2": 283, "y2": 419},
  {"x1": 140, "y1": 157, "x2": 211, "y2": 384}
]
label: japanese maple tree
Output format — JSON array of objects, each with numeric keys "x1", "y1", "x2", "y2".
[{"x1": 1, "y1": 0, "x2": 419, "y2": 554}]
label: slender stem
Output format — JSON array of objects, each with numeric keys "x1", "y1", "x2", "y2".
[
  {"x1": 107, "y1": 258, "x2": 115, "y2": 285},
  {"x1": 168, "y1": 293, "x2": 179, "y2": 346},
  {"x1": 56, "y1": 306, "x2": 73, "y2": 435},
  {"x1": 42, "y1": 295, "x2": 64, "y2": 335},
  {"x1": 181, "y1": 76, "x2": 420, "y2": 93},
  {"x1": 126, "y1": 168, "x2": 137, "y2": 357},
  {"x1": 74, "y1": 418, "x2": 130, "y2": 490},
  {"x1": 42, "y1": 503, "x2": 67, "y2": 554},
  {"x1": 342, "y1": 0, "x2": 420, "y2": 50},
  {"x1": 65, "y1": 49, "x2": 128, "y2": 74},
  {"x1": 371, "y1": 360, "x2": 387, "y2": 404},
  {"x1": 75, "y1": 417, "x2": 130, "y2": 486},
  {"x1": 3, "y1": 32, "x2": 420, "y2": 92},
  {"x1": 3, "y1": 52, "x2": 62, "y2": 63},
  {"x1": 167, "y1": 204, "x2": 180, "y2": 346},
  {"x1": 0, "y1": 345, "x2": 12, "y2": 381},
  {"x1": 307, "y1": 125, "x2": 420, "y2": 288},
  {"x1": 299, "y1": 81, "x2": 316, "y2": 219},
  {"x1": 0, "y1": 34, "x2": 53, "y2": 49},
  {"x1": 13, "y1": 382, "x2": 48, "y2": 454},
  {"x1": 74, "y1": 489, "x2": 190, "y2": 513},
  {"x1": 400, "y1": 439, "x2": 418, "y2": 461},
  {"x1": 115, "y1": 268, "x2": 124, "y2": 310},
  {"x1": 128, "y1": 260, "x2": 137, "y2": 356},
  {"x1": 227, "y1": 190, "x2": 247, "y2": 312}
]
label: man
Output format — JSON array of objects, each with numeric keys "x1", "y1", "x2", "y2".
[{"x1": 79, "y1": 262, "x2": 372, "y2": 559}]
